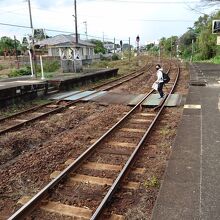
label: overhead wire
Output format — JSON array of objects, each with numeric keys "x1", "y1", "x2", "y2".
[
  {"x1": 0, "y1": 22, "x2": 126, "y2": 42},
  {"x1": 0, "y1": 0, "x2": 200, "y2": 42},
  {"x1": 83, "y1": 0, "x2": 200, "y2": 4}
]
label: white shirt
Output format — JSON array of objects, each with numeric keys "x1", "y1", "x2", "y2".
[{"x1": 156, "y1": 68, "x2": 163, "y2": 83}]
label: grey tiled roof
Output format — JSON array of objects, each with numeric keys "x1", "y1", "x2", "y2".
[{"x1": 35, "y1": 34, "x2": 95, "y2": 47}]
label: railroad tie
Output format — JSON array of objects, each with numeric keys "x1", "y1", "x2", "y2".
[
  {"x1": 17, "y1": 196, "x2": 125, "y2": 220},
  {"x1": 136, "y1": 113, "x2": 156, "y2": 117},
  {"x1": 46, "y1": 105, "x2": 58, "y2": 108},
  {"x1": 120, "y1": 128, "x2": 145, "y2": 133},
  {"x1": 31, "y1": 112, "x2": 45, "y2": 116},
  {"x1": 129, "y1": 118, "x2": 152, "y2": 123},
  {"x1": 14, "y1": 119, "x2": 28, "y2": 123},
  {"x1": 50, "y1": 171, "x2": 140, "y2": 190},
  {"x1": 108, "y1": 141, "x2": 136, "y2": 148},
  {"x1": 64, "y1": 160, "x2": 145, "y2": 175}
]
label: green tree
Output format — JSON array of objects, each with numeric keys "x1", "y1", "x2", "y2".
[
  {"x1": 197, "y1": 24, "x2": 217, "y2": 59},
  {"x1": 179, "y1": 30, "x2": 196, "y2": 59},
  {"x1": 90, "y1": 39, "x2": 106, "y2": 54},
  {"x1": 158, "y1": 36, "x2": 178, "y2": 57},
  {"x1": 0, "y1": 36, "x2": 21, "y2": 56},
  {"x1": 146, "y1": 43, "x2": 155, "y2": 51},
  {"x1": 176, "y1": 10, "x2": 220, "y2": 61},
  {"x1": 34, "y1": 29, "x2": 47, "y2": 41}
]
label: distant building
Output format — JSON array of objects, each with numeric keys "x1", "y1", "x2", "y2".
[
  {"x1": 35, "y1": 34, "x2": 96, "y2": 61},
  {"x1": 104, "y1": 42, "x2": 115, "y2": 53}
]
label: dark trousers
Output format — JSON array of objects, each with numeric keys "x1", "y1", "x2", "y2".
[{"x1": 158, "y1": 82, "x2": 164, "y2": 97}]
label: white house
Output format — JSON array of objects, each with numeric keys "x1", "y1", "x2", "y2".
[{"x1": 35, "y1": 34, "x2": 96, "y2": 61}]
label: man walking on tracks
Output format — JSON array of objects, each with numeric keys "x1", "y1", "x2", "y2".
[{"x1": 155, "y1": 64, "x2": 164, "y2": 98}]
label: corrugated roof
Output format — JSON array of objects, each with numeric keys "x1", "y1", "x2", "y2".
[{"x1": 35, "y1": 34, "x2": 95, "y2": 47}]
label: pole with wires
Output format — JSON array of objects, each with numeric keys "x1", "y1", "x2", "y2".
[
  {"x1": 27, "y1": 0, "x2": 36, "y2": 77},
  {"x1": 129, "y1": 37, "x2": 131, "y2": 62},
  {"x1": 83, "y1": 21, "x2": 88, "y2": 40},
  {"x1": 74, "y1": 0, "x2": 78, "y2": 45}
]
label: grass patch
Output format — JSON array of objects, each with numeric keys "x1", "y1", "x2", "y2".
[
  {"x1": 143, "y1": 175, "x2": 160, "y2": 188},
  {"x1": 0, "y1": 99, "x2": 49, "y2": 118},
  {"x1": 8, "y1": 61, "x2": 61, "y2": 78},
  {"x1": 212, "y1": 55, "x2": 220, "y2": 64},
  {"x1": 0, "y1": 64, "x2": 5, "y2": 70},
  {"x1": 36, "y1": 71, "x2": 58, "y2": 79},
  {"x1": 90, "y1": 56, "x2": 145, "y2": 76},
  {"x1": 159, "y1": 126, "x2": 170, "y2": 137},
  {"x1": 9, "y1": 66, "x2": 31, "y2": 77}
]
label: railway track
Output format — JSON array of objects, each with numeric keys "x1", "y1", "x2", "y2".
[
  {"x1": 0, "y1": 62, "x2": 154, "y2": 136},
  {"x1": 8, "y1": 61, "x2": 180, "y2": 220}
]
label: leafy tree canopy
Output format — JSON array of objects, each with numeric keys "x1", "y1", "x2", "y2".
[
  {"x1": 90, "y1": 39, "x2": 106, "y2": 54},
  {"x1": 0, "y1": 36, "x2": 21, "y2": 55}
]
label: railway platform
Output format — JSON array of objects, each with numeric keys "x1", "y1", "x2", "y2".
[
  {"x1": 152, "y1": 63, "x2": 220, "y2": 219},
  {"x1": 0, "y1": 76, "x2": 47, "y2": 107},
  {"x1": 0, "y1": 68, "x2": 118, "y2": 107},
  {"x1": 48, "y1": 68, "x2": 118, "y2": 91}
]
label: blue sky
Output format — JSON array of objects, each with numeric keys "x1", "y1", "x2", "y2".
[{"x1": 0, "y1": 0, "x2": 218, "y2": 45}]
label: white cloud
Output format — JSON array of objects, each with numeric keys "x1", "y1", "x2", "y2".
[{"x1": 0, "y1": 0, "x2": 218, "y2": 45}]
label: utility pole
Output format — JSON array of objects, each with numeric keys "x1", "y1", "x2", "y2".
[
  {"x1": 103, "y1": 32, "x2": 104, "y2": 44},
  {"x1": 74, "y1": 0, "x2": 78, "y2": 45},
  {"x1": 191, "y1": 39, "x2": 194, "y2": 62},
  {"x1": 170, "y1": 37, "x2": 173, "y2": 59},
  {"x1": 83, "y1": 21, "x2": 88, "y2": 40},
  {"x1": 27, "y1": 0, "x2": 36, "y2": 77},
  {"x1": 159, "y1": 45, "x2": 161, "y2": 63},
  {"x1": 14, "y1": 36, "x2": 18, "y2": 61},
  {"x1": 129, "y1": 37, "x2": 131, "y2": 62},
  {"x1": 28, "y1": 0, "x2": 33, "y2": 33},
  {"x1": 176, "y1": 44, "x2": 179, "y2": 59},
  {"x1": 114, "y1": 37, "x2": 115, "y2": 54}
]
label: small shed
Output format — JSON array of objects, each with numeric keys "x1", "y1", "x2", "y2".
[{"x1": 35, "y1": 34, "x2": 95, "y2": 61}]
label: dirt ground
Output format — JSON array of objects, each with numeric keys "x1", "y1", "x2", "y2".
[{"x1": 0, "y1": 60, "x2": 189, "y2": 219}]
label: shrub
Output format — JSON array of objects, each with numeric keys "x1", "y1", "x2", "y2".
[
  {"x1": 0, "y1": 64, "x2": 4, "y2": 70},
  {"x1": 213, "y1": 55, "x2": 220, "y2": 64},
  {"x1": 112, "y1": 54, "x2": 119, "y2": 61},
  {"x1": 193, "y1": 53, "x2": 205, "y2": 61},
  {"x1": 43, "y1": 60, "x2": 60, "y2": 72},
  {"x1": 100, "y1": 54, "x2": 111, "y2": 61},
  {"x1": 9, "y1": 66, "x2": 31, "y2": 77},
  {"x1": 144, "y1": 175, "x2": 160, "y2": 188}
]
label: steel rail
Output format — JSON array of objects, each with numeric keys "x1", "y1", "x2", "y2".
[
  {"x1": 8, "y1": 60, "x2": 178, "y2": 220},
  {"x1": 8, "y1": 88, "x2": 155, "y2": 220},
  {"x1": 0, "y1": 64, "x2": 152, "y2": 136},
  {"x1": 99, "y1": 70, "x2": 146, "y2": 91},
  {"x1": 91, "y1": 64, "x2": 148, "y2": 90},
  {"x1": 0, "y1": 62, "x2": 149, "y2": 124},
  {"x1": 90, "y1": 61, "x2": 180, "y2": 220},
  {"x1": 0, "y1": 101, "x2": 53, "y2": 123},
  {"x1": 0, "y1": 65, "x2": 147, "y2": 123}
]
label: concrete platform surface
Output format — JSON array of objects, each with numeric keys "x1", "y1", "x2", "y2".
[
  {"x1": 152, "y1": 63, "x2": 220, "y2": 220},
  {"x1": 0, "y1": 78, "x2": 46, "y2": 90}
]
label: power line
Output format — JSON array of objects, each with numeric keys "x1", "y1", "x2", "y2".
[
  {"x1": 85, "y1": 0, "x2": 200, "y2": 4},
  {"x1": 0, "y1": 21, "x2": 124, "y2": 42},
  {"x1": 1, "y1": 7, "x2": 27, "y2": 16},
  {"x1": 0, "y1": 22, "x2": 30, "y2": 29},
  {"x1": 138, "y1": 19, "x2": 194, "y2": 22}
]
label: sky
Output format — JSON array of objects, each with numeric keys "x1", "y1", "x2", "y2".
[{"x1": 0, "y1": 0, "x2": 218, "y2": 45}]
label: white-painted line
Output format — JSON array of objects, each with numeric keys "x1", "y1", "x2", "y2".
[
  {"x1": 16, "y1": 80, "x2": 42, "y2": 83},
  {"x1": 184, "y1": 104, "x2": 201, "y2": 109},
  {"x1": 199, "y1": 103, "x2": 203, "y2": 218},
  {"x1": 218, "y1": 97, "x2": 220, "y2": 111}
]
